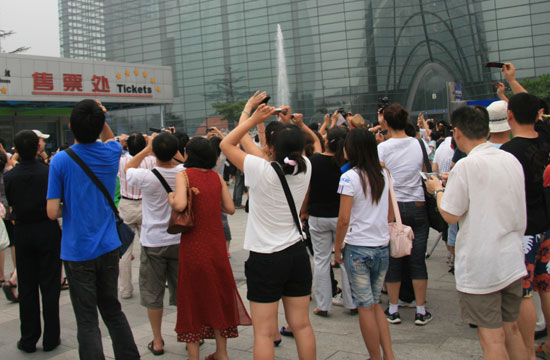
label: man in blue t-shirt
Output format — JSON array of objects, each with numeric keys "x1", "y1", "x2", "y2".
[{"x1": 47, "y1": 99, "x2": 139, "y2": 360}]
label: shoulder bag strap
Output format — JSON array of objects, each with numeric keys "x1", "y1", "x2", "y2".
[
  {"x1": 416, "y1": 137, "x2": 432, "y2": 172},
  {"x1": 270, "y1": 162, "x2": 305, "y2": 240},
  {"x1": 65, "y1": 148, "x2": 120, "y2": 220},
  {"x1": 151, "y1": 168, "x2": 173, "y2": 193},
  {"x1": 385, "y1": 168, "x2": 402, "y2": 225}
]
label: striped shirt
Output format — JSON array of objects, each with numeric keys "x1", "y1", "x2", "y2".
[{"x1": 118, "y1": 154, "x2": 156, "y2": 199}]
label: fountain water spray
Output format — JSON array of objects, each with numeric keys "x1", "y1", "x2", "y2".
[{"x1": 276, "y1": 24, "x2": 290, "y2": 107}]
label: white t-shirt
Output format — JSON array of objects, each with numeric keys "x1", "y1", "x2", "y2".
[
  {"x1": 440, "y1": 143, "x2": 527, "y2": 294},
  {"x1": 337, "y1": 168, "x2": 390, "y2": 247},
  {"x1": 126, "y1": 165, "x2": 184, "y2": 247},
  {"x1": 377, "y1": 137, "x2": 425, "y2": 202},
  {"x1": 118, "y1": 154, "x2": 156, "y2": 199},
  {"x1": 243, "y1": 154, "x2": 311, "y2": 253},
  {"x1": 433, "y1": 137, "x2": 454, "y2": 173}
]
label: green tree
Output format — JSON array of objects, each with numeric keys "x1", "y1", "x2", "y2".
[
  {"x1": 520, "y1": 74, "x2": 550, "y2": 104},
  {"x1": 0, "y1": 30, "x2": 30, "y2": 54},
  {"x1": 211, "y1": 100, "x2": 247, "y2": 129}
]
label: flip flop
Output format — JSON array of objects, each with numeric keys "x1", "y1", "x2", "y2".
[
  {"x1": 205, "y1": 353, "x2": 216, "y2": 360},
  {"x1": 3, "y1": 280, "x2": 18, "y2": 302},
  {"x1": 536, "y1": 342, "x2": 550, "y2": 360},
  {"x1": 147, "y1": 340, "x2": 164, "y2": 356},
  {"x1": 274, "y1": 339, "x2": 282, "y2": 347},
  {"x1": 280, "y1": 326, "x2": 294, "y2": 338}
]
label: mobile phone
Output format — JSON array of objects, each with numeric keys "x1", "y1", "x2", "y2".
[
  {"x1": 261, "y1": 95, "x2": 271, "y2": 105},
  {"x1": 486, "y1": 62, "x2": 505, "y2": 68},
  {"x1": 274, "y1": 108, "x2": 288, "y2": 115},
  {"x1": 419, "y1": 171, "x2": 441, "y2": 181}
]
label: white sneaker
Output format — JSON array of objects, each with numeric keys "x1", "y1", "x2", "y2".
[{"x1": 332, "y1": 293, "x2": 344, "y2": 307}]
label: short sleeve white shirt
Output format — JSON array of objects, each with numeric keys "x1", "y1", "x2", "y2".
[
  {"x1": 126, "y1": 165, "x2": 184, "y2": 247},
  {"x1": 377, "y1": 137, "x2": 425, "y2": 202},
  {"x1": 243, "y1": 154, "x2": 311, "y2": 253},
  {"x1": 441, "y1": 143, "x2": 527, "y2": 294},
  {"x1": 433, "y1": 137, "x2": 454, "y2": 173},
  {"x1": 337, "y1": 168, "x2": 390, "y2": 247}
]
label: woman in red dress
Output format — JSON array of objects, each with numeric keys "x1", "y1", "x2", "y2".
[{"x1": 169, "y1": 137, "x2": 251, "y2": 360}]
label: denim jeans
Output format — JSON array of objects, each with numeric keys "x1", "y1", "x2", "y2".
[
  {"x1": 309, "y1": 216, "x2": 355, "y2": 310},
  {"x1": 64, "y1": 249, "x2": 139, "y2": 360},
  {"x1": 343, "y1": 244, "x2": 389, "y2": 307},
  {"x1": 386, "y1": 201, "x2": 429, "y2": 282}
]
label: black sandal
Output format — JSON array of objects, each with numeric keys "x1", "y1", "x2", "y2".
[
  {"x1": 3, "y1": 280, "x2": 18, "y2": 302},
  {"x1": 147, "y1": 340, "x2": 164, "y2": 356}
]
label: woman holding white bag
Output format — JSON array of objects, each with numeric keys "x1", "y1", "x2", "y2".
[{"x1": 334, "y1": 128, "x2": 395, "y2": 360}]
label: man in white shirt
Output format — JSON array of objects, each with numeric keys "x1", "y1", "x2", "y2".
[
  {"x1": 427, "y1": 106, "x2": 527, "y2": 359},
  {"x1": 117, "y1": 133, "x2": 155, "y2": 299},
  {"x1": 125, "y1": 132, "x2": 183, "y2": 356}
]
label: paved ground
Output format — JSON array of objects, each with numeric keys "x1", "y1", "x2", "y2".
[{"x1": 0, "y1": 207, "x2": 503, "y2": 359}]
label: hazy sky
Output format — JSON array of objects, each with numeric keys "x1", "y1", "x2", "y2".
[{"x1": 0, "y1": 0, "x2": 60, "y2": 57}]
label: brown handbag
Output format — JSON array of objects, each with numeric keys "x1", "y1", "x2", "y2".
[{"x1": 151, "y1": 169, "x2": 195, "y2": 234}]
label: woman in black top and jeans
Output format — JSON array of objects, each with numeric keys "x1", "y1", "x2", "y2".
[{"x1": 302, "y1": 128, "x2": 355, "y2": 315}]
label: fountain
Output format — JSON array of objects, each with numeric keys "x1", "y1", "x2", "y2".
[{"x1": 276, "y1": 24, "x2": 290, "y2": 107}]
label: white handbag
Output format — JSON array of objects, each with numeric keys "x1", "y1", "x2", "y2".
[
  {"x1": 0, "y1": 217, "x2": 9, "y2": 252},
  {"x1": 386, "y1": 169, "x2": 414, "y2": 258}
]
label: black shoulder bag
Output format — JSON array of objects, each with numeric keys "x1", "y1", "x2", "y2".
[
  {"x1": 65, "y1": 148, "x2": 135, "y2": 257},
  {"x1": 416, "y1": 138, "x2": 448, "y2": 233},
  {"x1": 270, "y1": 162, "x2": 306, "y2": 241}
]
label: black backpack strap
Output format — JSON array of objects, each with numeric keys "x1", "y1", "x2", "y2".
[
  {"x1": 65, "y1": 148, "x2": 120, "y2": 220},
  {"x1": 270, "y1": 162, "x2": 305, "y2": 240},
  {"x1": 151, "y1": 168, "x2": 173, "y2": 193},
  {"x1": 416, "y1": 137, "x2": 432, "y2": 172}
]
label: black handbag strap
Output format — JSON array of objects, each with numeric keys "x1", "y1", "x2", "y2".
[
  {"x1": 416, "y1": 137, "x2": 432, "y2": 172},
  {"x1": 151, "y1": 168, "x2": 173, "y2": 193},
  {"x1": 65, "y1": 148, "x2": 120, "y2": 220},
  {"x1": 270, "y1": 162, "x2": 305, "y2": 240}
]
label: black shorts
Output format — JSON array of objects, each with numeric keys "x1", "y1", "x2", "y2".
[{"x1": 245, "y1": 241, "x2": 312, "y2": 303}]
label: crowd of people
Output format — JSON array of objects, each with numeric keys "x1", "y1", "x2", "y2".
[{"x1": 0, "y1": 61, "x2": 548, "y2": 360}]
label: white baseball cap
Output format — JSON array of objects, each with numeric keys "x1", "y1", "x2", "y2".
[
  {"x1": 487, "y1": 100, "x2": 511, "y2": 133},
  {"x1": 32, "y1": 130, "x2": 50, "y2": 139}
]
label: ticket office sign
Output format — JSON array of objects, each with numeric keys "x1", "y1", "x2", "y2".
[{"x1": 0, "y1": 53, "x2": 173, "y2": 104}]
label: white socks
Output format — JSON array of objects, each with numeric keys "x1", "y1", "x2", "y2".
[
  {"x1": 389, "y1": 303, "x2": 399, "y2": 314},
  {"x1": 416, "y1": 305, "x2": 426, "y2": 315}
]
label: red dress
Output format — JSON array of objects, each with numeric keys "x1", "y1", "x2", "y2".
[{"x1": 175, "y1": 168, "x2": 251, "y2": 343}]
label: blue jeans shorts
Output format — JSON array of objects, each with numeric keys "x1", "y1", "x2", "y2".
[{"x1": 343, "y1": 244, "x2": 389, "y2": 308}]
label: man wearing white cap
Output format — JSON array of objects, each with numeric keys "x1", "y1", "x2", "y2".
[{"x1": 486, "y1": 101, "x2": 511, "y2": 148}]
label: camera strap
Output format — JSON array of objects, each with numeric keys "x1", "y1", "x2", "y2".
[
  {"x1": 270, "y1": 162, "x2": 306, "y2": 241},
  {"x1": 65, "y1": 148, "x2": 121, "y2": 221}
]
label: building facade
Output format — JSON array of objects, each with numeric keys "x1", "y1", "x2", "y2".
[{"x1": 59, "y1": 0, "x2": 550, "y2": 134}]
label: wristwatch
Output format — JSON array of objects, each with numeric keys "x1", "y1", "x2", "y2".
[{"x1": 434, "y1": 189, "x2": 445, "y2": 197}]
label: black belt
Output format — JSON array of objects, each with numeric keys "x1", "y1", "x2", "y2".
[{"x1": 121, "y1": 196, "x2": 141, "y2": 201}]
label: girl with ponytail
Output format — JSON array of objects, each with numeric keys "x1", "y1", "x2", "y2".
[{"x1": 220, "y1": 92, "x2": 315, "y2": 360}]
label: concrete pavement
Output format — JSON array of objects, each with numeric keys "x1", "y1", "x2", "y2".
[{"x1": 0, "y1": 208, "x2": 493, "y2": 359}]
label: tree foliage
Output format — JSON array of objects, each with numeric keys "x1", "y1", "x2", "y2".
[
  {"x1": 0, "y1": 30, "x2": 30, "y2": 54},
  {"x1": 211, "y1": 100, "x2": 248, "y2": 129},
  {"x1": 520, "y1": 74, "x2": 550, "y2": 104}
]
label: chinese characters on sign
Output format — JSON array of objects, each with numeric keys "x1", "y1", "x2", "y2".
[
  {"x1": 32, "y1": 72, "x2": 54, "y2": 91},
  {"x1": 63, "y1": 74, "x2": 83, "y2": 91},
  {"x1": 29, "y1": 71, "x2": 156, "y2": 98},
  {"x1": 91, "y1": 75, "x2": 110, "y2": 92}
]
